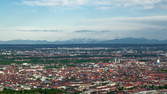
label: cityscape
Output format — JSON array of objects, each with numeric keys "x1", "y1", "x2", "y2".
[
  {"x1": 1, "y1": 0, "x2": 167, "y2": 94},
  {"x1": 0, "y1": 44, "x2": 166, "y2": 94}
]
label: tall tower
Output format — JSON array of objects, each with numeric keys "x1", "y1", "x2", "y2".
[
  {"x1": 156, "y1": 59, "x2": 160, "y2": 64},
  {"x1": 114, "y1": 58, "x2": 117, "y2": 63},
  {"x1": 114, "y1": 58, "x2": 120, "y2": 63}
]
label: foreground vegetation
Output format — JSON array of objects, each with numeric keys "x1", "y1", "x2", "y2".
[{"x1": 0, "y1": 89, "x2": 66, "y2": 94}]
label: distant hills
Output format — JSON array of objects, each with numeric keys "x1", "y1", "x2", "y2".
[
  {"x1": 0, "y1": 38, "x2": 167, "y2": 44},
  {"x1": 0, "y1": 40, "x2": 50, "y2": 44}
]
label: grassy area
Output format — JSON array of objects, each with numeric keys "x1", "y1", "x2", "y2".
[
  {"x1": 0, "y1": 54, "x2": 113, "y2": 65},
  {"x1": 0, "y1": 89, "x2": 66, "y2": 94}
]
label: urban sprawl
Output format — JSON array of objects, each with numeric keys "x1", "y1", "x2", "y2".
[{"x1": 0, "y1": 44, "x2": 166, "y2": 94}]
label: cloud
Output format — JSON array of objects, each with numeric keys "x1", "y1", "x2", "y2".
[
  {"x1": 18, "y1": 29, "x2": 61, "y2": 32},
  {"x1": 94, "y1": 0, "x2": 167, "y2": 9},
  {"x1": 22, "y1": 0, "x2": 86, "y2": 7},
  {"x1": 79, "y1": 15, "x2": 167, "y2": 31},
  {"x1": 21, "y1": 0, "x2": 167, "y2": 10},
  {"x1": 83, "y1": 16, "x2": 167, "y2": 25},
  {"x1": 0, "y1": 15, "x2": 167, "y2": 41},
  {"x1": 2, "y1": 16, "x2": 167, "y2": 32}
]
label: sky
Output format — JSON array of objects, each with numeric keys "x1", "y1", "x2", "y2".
[{"x1": 0, "y1": 0, "x2": 167, "y2": 41}]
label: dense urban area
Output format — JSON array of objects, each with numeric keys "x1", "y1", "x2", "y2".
[{"x1": 0, "y1": 44, "x2": 166, "y2": 94}]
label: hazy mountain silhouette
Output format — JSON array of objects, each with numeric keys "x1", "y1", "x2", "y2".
[{"x1": 0, "y1": 38, "x2": 166, "y2": 44}]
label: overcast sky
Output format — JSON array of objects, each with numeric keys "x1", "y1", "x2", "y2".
[{"x1": 0, "y1": 0, "x2": 167, "y2": 41}]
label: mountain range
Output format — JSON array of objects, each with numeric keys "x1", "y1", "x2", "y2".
[{"x1": 0, "y1": 38, "x2": 167, "y2": 44}]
